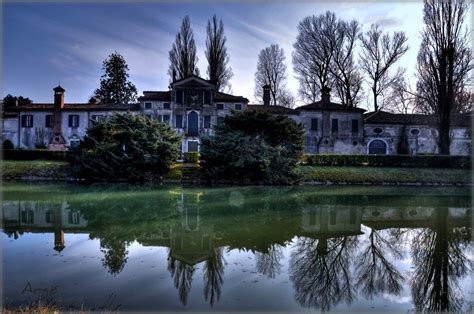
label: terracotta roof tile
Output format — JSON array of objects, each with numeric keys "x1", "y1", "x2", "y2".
[
  {"x1": 364, "y1": 110, "x2": 472, "y2": 127},
  {"x1": 214, "y1": 92, "x2": 249, "y2": 103},
  {"x1": 4, "y1": 103, "x2": 140, "y2": 111},
  {"x1": 296, "y1": 100, "x2": 366, "y2": 112},
  {"x1": 246, "y1": 104, "x2": 296, "y2": 114}
]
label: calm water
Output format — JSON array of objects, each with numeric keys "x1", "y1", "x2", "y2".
[{"x1": 1, "y1": 183, "x2": 472, "y2": 312}]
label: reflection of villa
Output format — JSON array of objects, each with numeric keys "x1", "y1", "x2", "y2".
[
  {"x1": 2, "y1": 197, "x2": 470, "y2": 257},
  {"x1": 2, "y1": 200, "x2": 87, "y2": 252}
]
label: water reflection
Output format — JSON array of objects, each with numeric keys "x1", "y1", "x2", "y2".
[{"x1": 2, "y1": 184, "x2": 471, "y2": 311}]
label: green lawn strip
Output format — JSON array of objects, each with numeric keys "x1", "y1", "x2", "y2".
[
  {"x1": 2, "y1": 160, "x2": 70, "y2": 179},
  {"x1": 298, "y1": 166, "x2": 471, "y2": 184}
]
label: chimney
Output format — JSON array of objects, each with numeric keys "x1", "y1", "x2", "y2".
[
  {"x1": 53, "y1": 85, "x2": 65, "y2": 109},
  {"x1": 172, "y1": 70, "x2": 177, "y2": 82},
  {"x1": 321, "y1": 86, "x2": 331, "y2": 104},
  {"x1": 263, "y1": 84, "x2": 271, "y2": 106}
]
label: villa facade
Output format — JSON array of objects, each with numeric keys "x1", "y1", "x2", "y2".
[{"x1": 2, "y1": 75, "x2": 471, "y2": 156}]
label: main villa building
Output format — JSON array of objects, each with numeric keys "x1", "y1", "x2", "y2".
[{"x1": 2, "y1": 75, "x2": 471, "y2": 156}]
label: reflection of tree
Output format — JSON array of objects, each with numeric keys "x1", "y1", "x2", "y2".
[
  {"x1": 410, "y1": 207, "x2": 471, "y2": 312},
  {"x1": 355, "y1": 228, "x2": 404, "y2": 298},
  {"x1": 99, "y1": 237, "x2": 128, "y2": 276},
  {"x1": 255, "y1": 244, "x2": 283, "y2": 279},
  {"x1": 203, "y1": 248, "x2": 225, "y2": 306},
  {"x1": 290, "y1": 236, "x2": 357, "y2": 310},
  {"x1": 168, "y1": 255, "x2": 195, "y2": 306}
]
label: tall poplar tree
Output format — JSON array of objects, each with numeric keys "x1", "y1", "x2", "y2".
[
  {"x1": 415, "y1": 0, "x2": 472, "y2": 154},
  {"x1": 168, "y1": 15, "x2": 200, "y2": 82},
  {"x1": 205, "y1": 15, "x2": 233, "y2": 91},
  {"x1": 94, "y1": 51, "x2": 137, "y2": 104}
]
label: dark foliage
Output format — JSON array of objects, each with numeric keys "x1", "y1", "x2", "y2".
[
  {"x1": 3, "y1": 149, "x2": 68, "y2": 160},
  {"x1": 68, "y1": 113, "x2": 181, "y2": 182},
  {"x1": 2, "y1": 94, "x2": 32, "y2": 107},
  {"x1": 94, "y1": 52, "x2": 138, "y2": 104},
  {"x1": 200, "y1": 110, "x2": 304, "y2": 184}
]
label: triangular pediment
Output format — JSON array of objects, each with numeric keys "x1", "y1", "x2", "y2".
[{"x1": 171, "y1": 75, "x2": 215, "y2": 89}]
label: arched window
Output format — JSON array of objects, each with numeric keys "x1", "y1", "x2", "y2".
[
  {"x1": 3, "y1": 140, "x2": 14, "y2": 150},
  {"x1": 368, "y1": 139, "x2": 387, "y2": 155}
]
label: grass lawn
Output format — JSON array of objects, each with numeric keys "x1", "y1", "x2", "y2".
[
  {"x1": 1, "y1": 160, "x2": 187, "y2": 181},
  {"x1": 297, "y1": 165, "x2": 471, "y2": 185},
  {"x1": 2, "y1": 160, "x2": 471, "y2": 185},
  {"x1": 2, "y1": 160, "x2": 70, "y2": 179}
]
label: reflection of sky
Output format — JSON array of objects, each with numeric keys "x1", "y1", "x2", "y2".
[
  {"x1": 4, "y1": 1, "x2": 456, "y2": 108},
  {"x1": 3, "y1": 229, "x2": 472, "y2": 312}
]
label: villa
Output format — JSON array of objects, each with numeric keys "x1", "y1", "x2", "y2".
[{"x1": 2, "y1": 75, "x2": 471, "y2": 156}]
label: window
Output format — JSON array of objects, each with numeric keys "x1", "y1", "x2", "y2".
[
  {"x1": 21, "y1": 210, "x2": 34, "y2": 224},
  {"x1": 205, "y1": 91, "x2": 211, "y2": 104},
  {"x1": 175, "y1": 115, "x2": 183, "y2": 128},
  {"x1": 21, "y1": 115, "x2": 33, "y2": 128},
  {"x1": 68, "y1": 115, "x2": 79, "y2": 128},
  {"x1": 163, "y1": 102, "x2": 171, "y2": 110},
  {"x1": 91, "y1": 115, "x2": 104, "y2": 122},
  {"x1": 331, "y1": 118, "x2": 339, "y2": 133},
  {"x1": 373, "y1": 127, "x2": 383, "y2": 134},
  {"x1": 68, "y1": 211, "x2": 80, "y2": 224},
  {"x1": 216, "y1": 103, "x2": 224, "y2": 110},
  {"x1": 410, "y1": 129, "x2": 420, "y2": 135},
  {"x1": 310, "y1": 118, "x2": 318, "y2": 131},
  {"x1": 352, "y1": 119, "x2": 359, "y2": 133},
  {"x1": 45, "y1": 115, "x2": 54, "y2": 128},
  {"x1": 176, "y1": 90, "x2": 183, "y2": 103},
  {"x1": 204, "y1": 115, "x2": 211, "y2": 128},
  {"x1": 144, "y1": 102, "x2": 152, "y2": 109},
  {"x1": 162, "y1": 115, "x2": 170, "y2": 122},
  {"x1": 329, "y1": 209, "x2": 337, "y2": 225},
  {"x1": 45, "y1": 210, "x2": 54, "y2": 224},
  {"x1": 234, "y1": 103, "x2": 242, "y2": 111}
]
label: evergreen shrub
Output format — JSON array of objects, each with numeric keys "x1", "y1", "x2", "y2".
[
  {"x1": 200, "y1": 110, "x2": 305, "y2": 184},
  {"x1": 68, "y1": 113, "x2": 182, "y2": 181}
]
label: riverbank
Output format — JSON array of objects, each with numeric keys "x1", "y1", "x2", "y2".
[{"x1": 2, "y1": 160, "x2": 471, "y2": 186}]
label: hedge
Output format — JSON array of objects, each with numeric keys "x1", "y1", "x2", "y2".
[
  {"x1": 3, "y1": 149, "x2": 68, "y2": 161},
  {"x1": 301, "y1": 154, "x2": 471, "y2": 169},
  {"x1": 184, "y1": 152, "x2": 199, "y2": 163}
]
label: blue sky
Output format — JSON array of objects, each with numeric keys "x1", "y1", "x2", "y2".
[{"x1": 3, "y1": 1, "x2": 435, "y2": 108}]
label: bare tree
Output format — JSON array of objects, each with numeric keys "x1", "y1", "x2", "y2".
[
  {"x1": 359, "y1": 24, "x2": 409, "y2": 111},
  {"x1": 205, "y1": 15, "x2": 233, "y2": 92},
  {"x1": 386, "y1": 72, "x2": 417, "y2": 114},
  {"x1": 331, "y1": 20, "x2": 364, "y2": 107},
  {"x1": 293, "y1": 11, "x2": 338, "y2": 103},
  {"x1": 168, "y1": 15, "x2": 200, "y2": 82},
  {"x1": 415, "y1": 0, "x2": 472, "y2": 154},
  {"x1": 254, "y1": 44, "x2": 292, "y2": 107}
]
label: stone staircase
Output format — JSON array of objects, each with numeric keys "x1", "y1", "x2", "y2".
[{"x1": 180, "y1": 164, "x2": 202, "y2": 185}]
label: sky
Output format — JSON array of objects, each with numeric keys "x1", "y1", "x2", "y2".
[{"x1": 2, "y1": 1, "x2": 443, "y2": 109}]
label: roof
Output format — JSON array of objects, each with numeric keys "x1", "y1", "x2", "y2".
[
  {"x1": 296, "y1": 100, "x2": 366, "y2": 113},
  {"x1": 214, "y1": 91, "x2": 249, "y2": 103},
  {"x1": 170, "y1": 74, "x2": 214, "y2": 86},
  {"x1": 247, "y1": 104, "x2": 297, "y2": 114},
  {"x1": 4, "y1": 103, "x2": 140, "y2": 111},
  {"x1": 138, "y1": 91, "x2": 171, "y2": 102},
  {"x1": 364, "y1": 110, "x2": 472, "y2": 127},
  {"x1": 53, "y1": 85, "x2": 65, "y2": 92}
]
